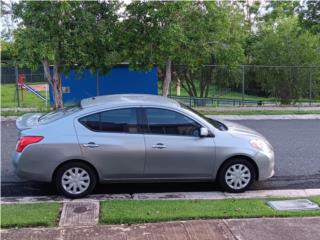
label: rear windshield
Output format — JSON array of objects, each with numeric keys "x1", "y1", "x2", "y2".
[{"x1": 39, "y1": 105, "x2": 81, "y2": 124}]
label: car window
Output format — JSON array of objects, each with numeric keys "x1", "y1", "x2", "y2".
[
  {"x1": 79, "y1": 108, "x2": 138, "y2": 133},
  {"x1": 79, "y1": 112, "x2": 100, "y2": 131},
  {"x1": 145, "y1": 108, "x2": 200, "y2": 137}
]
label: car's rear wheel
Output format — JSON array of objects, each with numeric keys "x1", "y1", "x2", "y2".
[
  {"x1": 54, "y1": 162, "x2": 97, "y2": 198},
  {"x1": 218, "y1": 158, "x2": 256, "y2": 193}
]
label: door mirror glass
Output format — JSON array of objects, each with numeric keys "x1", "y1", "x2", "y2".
[{"x1": 200, "y1": 127, "x2": 209, "y2": 137}]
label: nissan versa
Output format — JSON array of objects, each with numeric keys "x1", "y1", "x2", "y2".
[{"x1": 13, "y1": 94, "x2": 274, "y2": 198}]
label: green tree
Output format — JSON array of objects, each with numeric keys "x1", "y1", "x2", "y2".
[
  {"x1": 263, "y1": 0, "x2": 299, "y2": 23},
  {"x1": 123, "y1": 1, "x2": 245, "y2": 97},
  {"x1": 0, "y1": 40, "x2": 16, "y2": 63},
  {"x1": 122, "y1": 1, "x2": 188, "y2": 96},
  {"x1": 12, "y1": 1, "x2": 121, "y2": 108},
  {"x1": 174, "y1": 1, "x2": 246, "y2": 97},
  {"x1": 251, "y1": 17, "x2": 320, "y2": 104},
  {"x1": 299, "y1": 0, "x2": 320, "y2": 34}
]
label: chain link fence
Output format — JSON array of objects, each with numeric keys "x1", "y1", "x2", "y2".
[
  {"x1": 165, "y1": 65, "x2": 320, "y2": 107},
  {"x1": 1, "y1": 64, "x2": 319, "y2": 108},
  {"x1": 1, "y1": 66, "x2": 48, "y2": 109},
  {"x1": 1, "y1": 66, "x2": 45, "y2": 84}
]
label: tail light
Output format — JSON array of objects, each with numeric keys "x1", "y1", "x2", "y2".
[{"x1": 16, "y1": 136, "x2": 44, "y2": 153}]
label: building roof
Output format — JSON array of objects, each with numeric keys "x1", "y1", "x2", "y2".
[{"x1": 80, "y1": 94, "x2": 180, "y2": 108}]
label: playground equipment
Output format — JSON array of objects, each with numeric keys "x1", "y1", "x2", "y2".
[{"x1": 15, "y1": 73, "x2": 48, "y2": 107}]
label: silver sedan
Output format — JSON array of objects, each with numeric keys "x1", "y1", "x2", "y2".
[{"x1": 12, "y1": 94, "x2": 274, "y2": 198}]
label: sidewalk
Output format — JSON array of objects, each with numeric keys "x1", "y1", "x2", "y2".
[
  {"x1": 2, "y1": 217, "x2": 320, "y2": 240},
  {"x1": 2, "y1": 189, "x2": 320, "y2": 239},
  {"x1": 2, "y1": 189, "x2": 320, "y2": 203}
]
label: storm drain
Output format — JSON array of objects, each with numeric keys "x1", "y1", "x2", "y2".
[{"x1": 267, "y1": 199, "x2": 320, "y2": 211}]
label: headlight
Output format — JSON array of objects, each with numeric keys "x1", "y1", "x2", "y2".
[{"x1": 250, "y1": 139, "x2": 271, "y2": 154}]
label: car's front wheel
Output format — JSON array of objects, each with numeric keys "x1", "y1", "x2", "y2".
[
  {"x1": 218, "y1": 158, "x2": 256, "y2": 193},
  {"x1": 54, "y1": 162, "x2": 97, "y2": 198}
]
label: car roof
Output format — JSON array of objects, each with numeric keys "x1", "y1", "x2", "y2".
[{"x1": 80, "y1": 94, "x2": 180, "y2": 109}]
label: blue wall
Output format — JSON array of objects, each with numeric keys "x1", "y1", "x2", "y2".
[{"x1": 50, "y1": 65, "x2": 158, "y2": 105}]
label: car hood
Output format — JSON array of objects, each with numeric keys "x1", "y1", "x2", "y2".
[{"x1": 219, "y1": 120, "x2": 267, "y2": 140}]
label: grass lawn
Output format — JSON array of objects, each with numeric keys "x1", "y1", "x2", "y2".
[
  {"x1": 198, "y1": 109, "x2": 320, "y2": 115},
  {"x1": 1, "y1": 203, "x2": 61, "y2": 228},
  {"x1": 1, "y1": 197, "x2": 319, "y2": 228},
  {"x1": 100, "y1": 197, "x2": 320, "y2": 225},
  {"x1": 160, "y1": 84, "x2": 272, "y2": 101},
  {"x1": 310, "y1": 196, "x2": 320, "y2": 204},
  {"x1": 1, "y1": 111, "x2": 33, "y2": 117},
  {"x1": 1, "y1": 83, "x2": 48, "y2": 109},
  {"x1": 160, "y1": 83, "x2": 320, "y2": 103}
]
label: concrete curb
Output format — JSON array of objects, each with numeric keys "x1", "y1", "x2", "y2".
[
  {"x1": 1, "y1": 189, "x2": 320, "y2": 204},
  {"x1": 211, "y1": 114, "x2": 320, "y2": 120},
  {"x1": 2, "y1": 114, "x2": 320, "y2": 122},
  {"x1": 1, "y1": 116, "x2": 18, "y2": 121},
  {"x1": 1, "y1": 107, "x2": 39, "y2": 112}
]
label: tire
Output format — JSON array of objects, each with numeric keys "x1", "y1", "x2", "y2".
[
  {"x1": 54, "y1": 161, "x2": 97, "y2": 198},
  {"x1": 217, "y1": 158, "x2": 256, "y2": 193}
]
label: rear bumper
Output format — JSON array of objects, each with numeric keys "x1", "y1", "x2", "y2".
[
  {"x1": 12, "y1": 151, "x2": 52, "y2": 182},
  {"x1": 254, "y1": 150, "x2": 275, "y2": 180}
]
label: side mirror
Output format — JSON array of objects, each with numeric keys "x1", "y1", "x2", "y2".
[{"x1": 200, "y1": 127, "x2": 209, "y2": 137}]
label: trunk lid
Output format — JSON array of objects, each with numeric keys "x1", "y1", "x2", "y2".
[{"x1": 16, "y1": 113, "x2": 43, "y2": 131}]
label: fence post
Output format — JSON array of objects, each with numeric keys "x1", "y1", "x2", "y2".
[
  {"x1": 189, "y1": 96, "x2": 192, "y2": 107},
  {"x1": 15, "y1": 65, "x2": 20, "y2": 107},
  {"x1": 309, "y1": 66, "x2": 312, "y2": 107},
  {"x1": 242, "y1": 65, "x2": 245, "y2": 106}
]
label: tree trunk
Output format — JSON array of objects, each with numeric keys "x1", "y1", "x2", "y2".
[
  {"x1": 42, "y1": 60, "x2": 64, "y2": 109},
  {"x1": 176, "y1": 78, "x2": 181, "y2": 96},
  {"x1": 185, "y1": 70, "x2": 197, "y2": 96},
  {"x1": 162, "y1": 60, "x2": 172, "y2": 97},
  {"x1": 53, "y1": 64, "x2": 63, "y2": 109}
]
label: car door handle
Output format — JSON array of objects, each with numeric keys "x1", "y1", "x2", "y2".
[
  {"x1": 152, "y1": 143, "x2": 167, "y2": 149},
  {"x1": 83, "y1": 142, "x2": 99, "y2": 148}
]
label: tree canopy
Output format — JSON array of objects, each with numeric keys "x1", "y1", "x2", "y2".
[
  {"x1": 299, "y1": 0, "x2": 320, "y2": 34},
  {"x1": 12, "y1": 1, "x2": 121, "y2": 108},
  {"x1": 249, "y1": 16, "x2": 320, "y2": 103},
  {"x1": 2, "y1": 0, "x2": 319, "y2": 107}
]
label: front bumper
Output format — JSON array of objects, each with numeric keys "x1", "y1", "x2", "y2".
[{"x1": 254, "y1": 150, "x2": 275, "y2": 180}]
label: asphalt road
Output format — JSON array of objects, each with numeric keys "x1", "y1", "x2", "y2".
[{"x1": 1, "y1": 119, "x2": 320, "y2": 197}]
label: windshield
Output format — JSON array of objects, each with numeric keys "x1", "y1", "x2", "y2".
[
  {"x1": 180, "y1": 103, "x2": 228, "y2": 131},
  {"x1": 39, "y1": 105, "x2": 81, "y2": 124}
]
